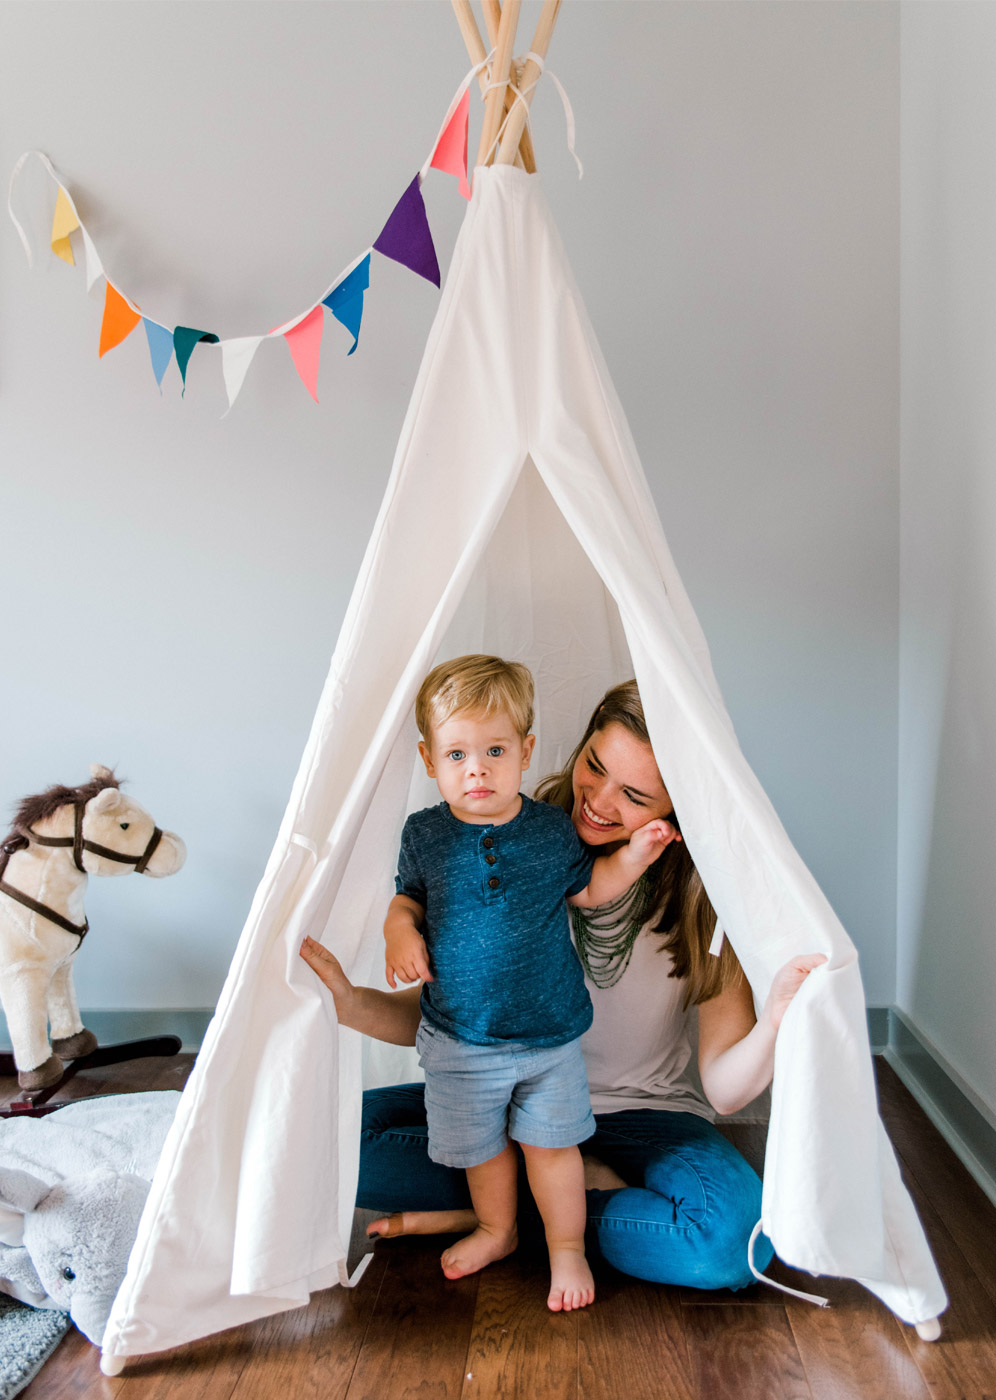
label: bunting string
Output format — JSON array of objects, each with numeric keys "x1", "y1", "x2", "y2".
[{"x1": 8, "y1": 51, "x2": 578, "y2": 413}]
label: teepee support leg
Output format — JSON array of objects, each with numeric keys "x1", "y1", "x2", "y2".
[
  {"x1": 481, "y1": 0, "x2": 537, "y2": 172},
  {"x1": 450, "y1": 0, "x2": 529, "y2": 171},
  {"x1": 476, "y1": 0, "x2": 521, "y2": 168},
  {"x1": 496, "y1": 0, "x2": 562, "y2": 167}
]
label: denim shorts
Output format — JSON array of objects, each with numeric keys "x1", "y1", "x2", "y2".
[{"x1": 416, "y1": 1021, "x2": 596, "y2": 1169}]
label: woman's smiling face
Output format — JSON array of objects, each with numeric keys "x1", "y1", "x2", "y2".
[{"x1": 571, "y1": 721, "x2": 675, "y2": 846}]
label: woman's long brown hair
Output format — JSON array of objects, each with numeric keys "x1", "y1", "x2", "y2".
[{"x1": 534, "y1": 680, "x2": 743, "y2": 1007}]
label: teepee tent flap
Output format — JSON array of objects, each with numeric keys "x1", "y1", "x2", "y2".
[{"x1": 103, "y1": 156, "x2": 943, "y2": 1366}]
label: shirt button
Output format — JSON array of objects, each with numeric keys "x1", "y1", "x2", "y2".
[
  {"x1": 488, "y1": 877, "x2": 500, "y2": 889},
  {"x1": 482, "y1": 836, "x2": 494, "y2": 849},
  {"x1": 485, "y1": 854, "x2": 497, "y2": 866}
]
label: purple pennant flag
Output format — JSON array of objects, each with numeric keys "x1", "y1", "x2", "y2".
[{"x1": 373, "y1": 176, "x2": 440, "y2": 288}]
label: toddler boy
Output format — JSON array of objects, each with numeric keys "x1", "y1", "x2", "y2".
[{"x1": 385, "y1": 654, "x2": 670, "y2": 1311}]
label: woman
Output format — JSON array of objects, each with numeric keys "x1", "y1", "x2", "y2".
[{"x1": 301, "y1": 680, "x2": 823, "y2": 1290}]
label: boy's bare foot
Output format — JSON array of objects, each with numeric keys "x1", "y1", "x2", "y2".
[
  {"x1": 440, "y1": 1223, "x2": 518, "y2": 1279},
  {"x1": 366, "y1": 1208, "x2": 478, "y2": 1239},
  {"x1": 547, "y1": 1245, "x2": 595, "y2": 1312}
]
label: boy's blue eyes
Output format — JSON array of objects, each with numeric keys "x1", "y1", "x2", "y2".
[{"x1": 446, "y1": 747, "x2": 505, "y2": 760}]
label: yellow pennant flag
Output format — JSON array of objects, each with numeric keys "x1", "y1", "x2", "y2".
[{"x1": 51, "y1": 187, "x2": 80, "y2": 265}]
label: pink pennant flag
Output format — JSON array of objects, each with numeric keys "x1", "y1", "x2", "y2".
[
  {"x1": 283, "y1": 304, "x2": 323, "y2": 402},
  {"x1": 430, "y1": 88, "x2": 471, "y2": 200}
]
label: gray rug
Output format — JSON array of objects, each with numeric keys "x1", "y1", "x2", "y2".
[{"x1": 0, "y1": 1295, "x2": 70, "y2": 1400}]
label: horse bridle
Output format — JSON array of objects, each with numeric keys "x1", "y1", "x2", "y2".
[{"x1": 0, "y1": 797, "x2": 163, "y2": 943}]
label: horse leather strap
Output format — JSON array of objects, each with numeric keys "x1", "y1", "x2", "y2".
[
  {"x1": 13, "y1": 815, "x2": 163, "y2": 872},
  {"x1": 0, "y1": 837, "x2": 88, "y2": 941},
  {"x1": 0, "y1": 805, "x2": 162, "y2": 943}
]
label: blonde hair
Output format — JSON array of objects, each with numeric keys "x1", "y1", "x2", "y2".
[
  {"x1": 534, "y1": 679, "x2": 744, "y2": 1008},
  {"x1": 415, "y1": 655, "x2": 534, "y2": 744}
]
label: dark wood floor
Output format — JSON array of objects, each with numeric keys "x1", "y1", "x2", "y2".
[{"x1": 4, "y1": 1052, "x2": 995, "y2": 1400}]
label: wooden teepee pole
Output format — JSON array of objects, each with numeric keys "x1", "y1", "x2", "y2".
[
  {"x1": 450, "y1": 0, "x2": 530, "y2": 172},
  {"x1": 481, "y1": 0, "x2": 536, "y2": 173},
  {"x1": 496, "y1": 0, "x2": 561, "y2": 166},
  {"x1": 476, "y1": 0, "x2": 521, "y2": 168}
]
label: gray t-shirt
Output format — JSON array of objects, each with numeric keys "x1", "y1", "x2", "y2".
[{"x1": 395, "y1": 795, "x2": 594, "y2": 1047}]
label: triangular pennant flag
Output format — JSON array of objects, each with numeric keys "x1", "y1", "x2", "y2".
[
  {"x1": 81, "y1": 227, "x2": 104, "y2": 294},
  {"x1": 50, "y1": 187, "x2": 80, "y2": 265},
  {"x1": 373, "y1": 176, "x2": 441, "y2": 287},
  {"x1": 430, "y1": 88, "x2": 471, "y2": 200},
  {"x1": 98, "y1": 283, "x2": 142, "y2": 357},
  {"x1": 221, "y1": 336, "x2": 264, "y2": 413},
  {"x1": 322, "y1": 255, "x2": 371, "y2": 356},
  {"x1": 283, "y1": 305, "x2": 324, "y2": 402},
  {"x1": 173, "y1": 326, "x2": 220, "y2": 393},
  {"x1": 143, "y1": 319, "x2": 174, "y2": 390}
]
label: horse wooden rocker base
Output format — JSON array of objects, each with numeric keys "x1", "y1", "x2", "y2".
[{"x1": 0, "y1": 766, "x2": 186, "y2": 1107}]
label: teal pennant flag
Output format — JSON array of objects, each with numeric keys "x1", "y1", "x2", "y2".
[
  {"x1": 323, "y1": 254, "x2": 370, "y2": 356},
  {"x1": 173, "y1": 326, "x2": 220, "y2": 393},
  {"x1": 143, "y1": 319, "x2": 174, "y2": 391}
]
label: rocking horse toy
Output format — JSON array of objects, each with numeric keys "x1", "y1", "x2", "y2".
[{"x1": 0, "y1": 766, "x2": 186, "y2": 1092}]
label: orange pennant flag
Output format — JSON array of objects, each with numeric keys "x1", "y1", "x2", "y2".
[
  {"x1": 51, "y1": 187, "x2": 80, "y2": 265},
  {"x1": 99, "y1": 283, "x2": 142, "y2": 358}
]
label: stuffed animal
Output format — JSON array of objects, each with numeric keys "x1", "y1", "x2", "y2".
[
  {"x1": 0, "y1": 1090, "x2": 181, "y2": 1345},
  {"x1": 0, "y1": 766, "x2": 186, "y2": 1090}
]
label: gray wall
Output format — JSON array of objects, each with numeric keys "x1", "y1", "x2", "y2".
[
  {"x1": 0, "y1": 1, "x2": 900, "y2": 1019},
  {"x1": 899, "y1": 3, "x2": 996, "y2": 1118}
]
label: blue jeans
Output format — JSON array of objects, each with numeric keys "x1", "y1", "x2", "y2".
[{"x1": 358, "y1": 1083, "x2": 774, "y2": 1291}]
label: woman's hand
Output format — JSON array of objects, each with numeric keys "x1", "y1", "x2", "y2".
[
  {"x1": 761, "y1": 953, "x2": 828, "y2": 1034},
  {"x1": 300, "y1": 937, "x2": 355, "y2": 1011},
  {"x1": 299, "y1": 935, "x2": 422, "y2": 1045}
]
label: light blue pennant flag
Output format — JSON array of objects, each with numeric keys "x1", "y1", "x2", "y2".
[{"x1": 143, "y1": 319, "x2": 174, "y2": 391}]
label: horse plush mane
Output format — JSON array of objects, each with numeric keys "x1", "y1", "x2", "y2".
[
  {"x1": 8, "y1": 772, "x2": 123, "y2": 839},
  {"x1": 0, "y1": 767, "x2": 185, "y2": 1091}
]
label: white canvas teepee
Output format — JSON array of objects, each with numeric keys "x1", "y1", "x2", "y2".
[{"x1": 102, "y1": 71, "x2": 945, "y2": 1374}]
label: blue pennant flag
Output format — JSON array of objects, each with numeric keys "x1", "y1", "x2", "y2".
[
  {"x1": 143, "y1": 319, "x2": 174, "y2": 390},
  {"x1": 322, "y1": 254, "x2": 371, "y2": 356}
]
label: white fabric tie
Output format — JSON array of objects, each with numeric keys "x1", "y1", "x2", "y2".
[
  {"x1": 747, "y1": 1220, "x2": 830, "y2": 1307},
  {"x1": 481, "y1": 51, "x2": 583, "y2": 178}
]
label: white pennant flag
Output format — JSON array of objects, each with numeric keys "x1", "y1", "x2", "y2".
[
  {"x1": 80, "y1": 226, "x2": 104, "y2": 293},
  {"x1": 221, "y1": 336, "x2": 263, "y2": 415}
]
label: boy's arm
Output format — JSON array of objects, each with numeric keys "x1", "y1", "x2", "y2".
[
  {"x1": 569, "y1": 819, "x2": 680, "y2": 909},
  {"x1": 384, "y1": 892, "x2": 433, "y2": 988}
]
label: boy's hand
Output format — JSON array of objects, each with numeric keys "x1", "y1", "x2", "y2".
[
  {"x1": 385, "y1": 927, "x2": 433, "y2": 988},
  {"x1": 625, "y1": 818, "x2": 682, "y2": 871},
  {"x1": 762, "y1": 953, "x2": 828, "y2": 1033}
]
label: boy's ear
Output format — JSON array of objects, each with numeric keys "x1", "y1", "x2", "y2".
[
  {"x1": 521, "y1": 734, "x2": 536, "y2": 770},
  {"x1": 418, "y1": 740, "x2": 436, "y2": 777}
]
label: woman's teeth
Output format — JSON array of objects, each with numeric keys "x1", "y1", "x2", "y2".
[{"x1": 583, "y1": 799, "x2": 614, "y2": 828}]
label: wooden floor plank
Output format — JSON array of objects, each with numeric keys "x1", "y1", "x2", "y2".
[
  {"x1": 579, "y1": 1269, "x2": 693, "y2": 1400},
  {"x1": 344, "y1": 1236, "x2": 478, "y2": 1400},
  {"x1": 887, "y1": 1182, "x2": 996, "y2": 1399},
  {"x1": 19, "y1": 1321, "x2": 125, "y2": 1400},
  {"x1": 114, "y1": 1325, "x2": 259, "y2": 1400},
  {"x1": 683, "y1": 1305, "x2": 813, "y2": 1400},
  {"x1": 788, "y1": 1296, "x2": 932, "y2": 1400},
  {"x1": 876, "y1": 1060, "x2": 996, "y2": 1306},
  {"x1": 461, "y1": 1245, "x2": 577, "y2": 1400},
  {"x1": 229, "y1": 1261, "x2": 388, "y2": 1400}
]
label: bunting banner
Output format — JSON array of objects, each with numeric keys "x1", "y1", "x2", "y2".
[
  {"x1": 7, "y1": 50, "x2": 579, "y2": 412},
  {"x1": 5, "y1": 56, "x2": 484, "y2": 415}
]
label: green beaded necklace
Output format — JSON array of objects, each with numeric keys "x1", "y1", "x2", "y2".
[{"x1": 570, "y1": 874, "x2": 657, "y2": 989}]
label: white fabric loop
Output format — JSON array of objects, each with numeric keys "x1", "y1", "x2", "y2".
[
  {"x1": 747, "y1": 1221, "x2": 830, "y2": 1307},
  {"x1": 7, "y1": 149, "x2": 74, "y2": 268},
  {"x1": 480, "y1": 56, "x2": 582, "y2": 179}
]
